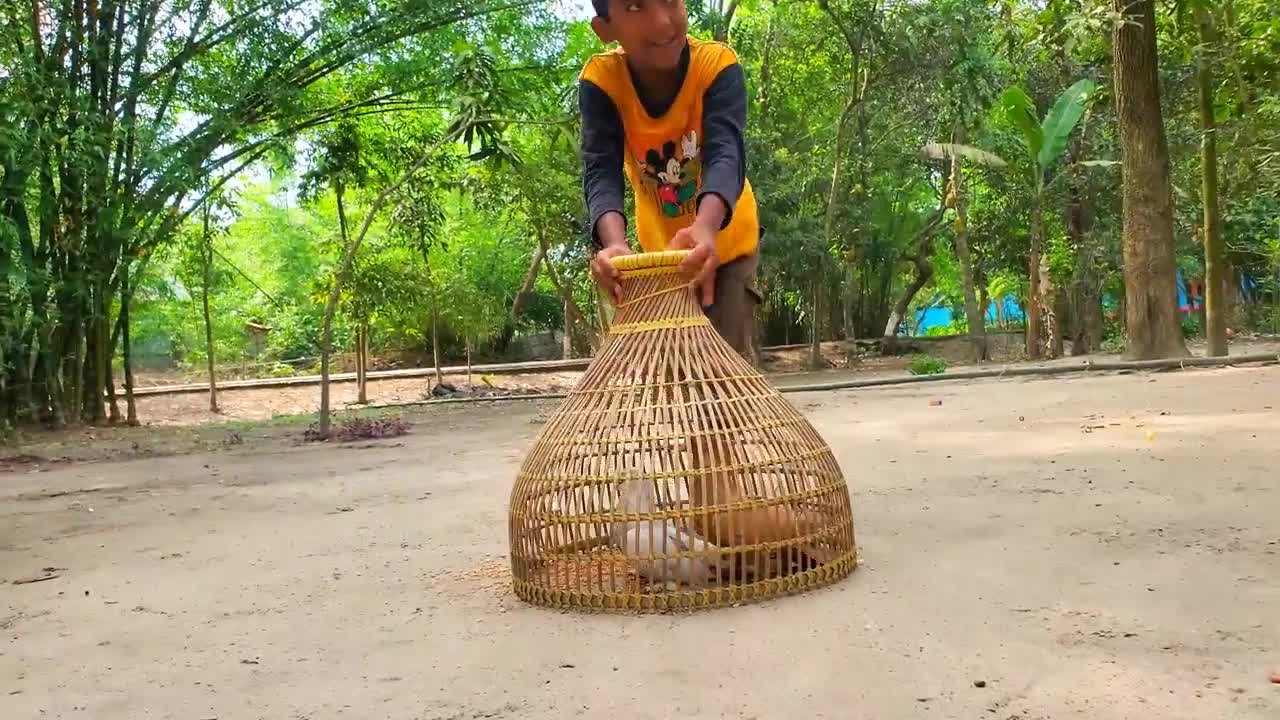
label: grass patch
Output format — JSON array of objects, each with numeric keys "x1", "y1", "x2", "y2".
[
  {"x1": 909, "y1": 355, "x2": 947, "y2": 376},
  {"x1": 212, "y1": 405, "x2": 398, "y2": 434}
]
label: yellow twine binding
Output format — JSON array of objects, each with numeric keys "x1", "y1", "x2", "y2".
[
  {"x1": 611, "y1": 250, "x2": 691, "y2": 275},
  {"x1": 608, "y1": 316, "x2": 710, "y2": 335}
]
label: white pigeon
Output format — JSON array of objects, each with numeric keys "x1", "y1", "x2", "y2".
[{"x1": 610, "y1": 477, "x2": 722, "y2": 588}]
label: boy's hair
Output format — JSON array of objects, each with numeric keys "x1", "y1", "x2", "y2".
[{"x1": 591, "y1": 0, "x2": 609, "y2": 18}]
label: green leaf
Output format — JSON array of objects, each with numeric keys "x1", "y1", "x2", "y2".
[
  {"x1": 999, "y1": 86, "x2": 1044, "y2": 166},
  {"x1": 1038, "y1": 78, "x2": 1098, "y2": 171},
  {"x1": 921, "y1": 143, "x2": 1009, "y2": 168}
]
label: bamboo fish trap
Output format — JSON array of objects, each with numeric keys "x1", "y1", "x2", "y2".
[{"x1": 508, "y1": 250, "x2": 857, "y2": 611}]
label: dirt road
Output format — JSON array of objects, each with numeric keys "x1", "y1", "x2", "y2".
[{"x1": 3, "y1": 366, "x2": 1278, "y2": 719}]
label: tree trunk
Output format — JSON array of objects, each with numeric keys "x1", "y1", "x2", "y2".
[
  {"x1": 1050, "y1": 288, "x2": 1067, "y2": 357},
  {"x1": 1066, "y1": 131, "x2": 1103, "y2": 356},
  {"x1": 562, "y1": 297, "x2": 573, "y2": 360},
  {"x1": 950, "y1": 124, "x2": 987, "y2": 362},
  {"x1": 44, "y1": 324, "x2": 65, "y2": 428},
  {"x1": 809, "y1": 272, "x2": 825, "y2": 370},
  {"x1": 1194, "y1": 274, "x2": 1207, "y2": 335},
  {"x1": 541, "y1": 250, "x2": 593, "y2": 351},
  {"x1": 68, "y1": 307, "x2": 86, "y2": 425},
  {"x1": 0, "y1": 190, "x2": 14, "y2": 426},
  {"x1": 594, "y1": 287, "x2": 612, "y2": 338},
  {"x1": 1069, "y1": 277, "x2": 1104, "y2": 356},
  {"x1": 355, "y1": 324, "x2": 369, "y2": 404},
  {"x1": 1221, "y1": 260, "x2": 1241, "y2": 332},
  {"x1": 81, "y1": 334, "x2": 95, "y2": 420},
  {"x1": 1273, "y1": 254, "x2": 1280, "y2": 336},
  {"x1": 815, "y1": 0, "x2": 862, "y2": 372},
  {"x1": 499, "y1": 238, "x2": 548, "y2": 354},
  {"x1": 106, "y1": 340, "x2": 120, "y2": 420},
  {"x1": 875, "y1": 261, "x2": 894, "y2": 334},
  {"x1": 1045, "y1": 270, "x2": 1063, "y2": 358},
  {"x1": 360, "y1": 327, "x2": 367, "y2": 400},
  {"x1": 90, "y1": 288, "x2": 109, "y2": 424},
  {"x1": 105, "y1": 357, "x2": 120, "y2": 424},
  {"x1": 1026, "y1": 193, "x2": 1044, "y2": 359},
  {"x1": 1196, "y1": 5, "x2": 1227, "y2": 357},
  {"x1": 423, "y1": 251, "x2": 444, "y2": 389},
  {"x1": 752, "y1": 310, "x2": 764, "y2": 368},
  {"x1": 1112, "y1": 0, "x2": 1190, "y2": 360},
  {"x1": 1026, "y1": 185, "x2": 1063, "y2": 359},
  {"x1": 102, "y1": 285, "x2": 120, "y2": 422},
  {"x1": 545, "y1": 257, "x2": 593, "y2": 348},
  {"x1": 758, "y1": 14, "x2": 777, "y2": 119},
  {"x1": 882, "y1": 254, "x2": 935, "y2": 356},
  {"x1": 18, "y1": 328, "x2": 38, "y2": 423},
  {"x1": 0, "y1": 342, "x2": 9, "y2": 433},
  {"x1": 430, "y1": 298, "x2": 443, "y2": 387},
  {"x1": 354, "y1": 327, "x2": 362, "y2": 401},
  {"x1": 106, "y1": 305, "x2": 121, "y2": 423},
  {"x1": 882, "y1": 199, "x2": 947, "y2": 354},
  {"x1": 843, "y1": 265, "x2": 859, "y2": 365},
  {"x1": 201, "y1": 204, "x2": 219, "y2": 413},
  {"x1": 316, "y1": 127, "x2": 464, "y2": 436},
  {"x1": 362, "y1": 326, "x2": 370, "y2": 402},
  {"x1": 318, "y1": 180, "x2": 349, "y2": 436},
  {"x1": 465, "y1": 336, "x2": 473, "y2": 392},
  {"x1": 714, "y1": 0, "x2": 742, "y2": 42},
  {"x1": 120, "y1": 276, "x2": 138, "y2": 426}
]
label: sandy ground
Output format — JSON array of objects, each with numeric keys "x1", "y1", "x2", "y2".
[{"x1": 2, "y1": 366, "x2": 1279, "y2": 719}]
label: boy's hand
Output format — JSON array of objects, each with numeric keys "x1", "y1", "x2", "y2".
[
  {"x1": 590, "y1": 212, "x2": 632, "y2": 304},
  {"x1": 591, "y1": 243, "x2": 632, "y2": 305},
  {"x1": 671, "y1": 194, "x2": 727, "y2": 307},
  {"x1": 670, "y1": 224, "x2": 719, "y2": 307}
]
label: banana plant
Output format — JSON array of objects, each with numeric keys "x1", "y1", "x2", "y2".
[
  {"x1": 985, "y1": 271, "x2": 1025, "y2": 328},
  {"x1": 923, "y1": 78, "x2": 1111, "y2": 359},
  {"x1": 999, "y1": 79, "x2": 1108, "y2": 359}
]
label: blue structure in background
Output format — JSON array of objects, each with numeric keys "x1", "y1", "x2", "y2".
[
  {"x1": 1176, "y1": 268, "x2": 1202, "y2": 313},
  {"x1": 1239, "y1": 271, "x2": 1261, "y2": 304},
  {"x1": 911, "y1": 294, "x2": 1024, "y2": 336},
  {"x1": 907, "y1": 269, "x2": 1265, "y2": 337}
]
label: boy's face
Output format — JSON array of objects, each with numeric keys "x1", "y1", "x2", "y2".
[{"x1": 592, "y1": 0, "x2": 689, "y2": 72}]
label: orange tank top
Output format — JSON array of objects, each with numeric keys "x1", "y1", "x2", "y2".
[{"x1": 580, "y1": 37, "x2": 759, "y2": 263}]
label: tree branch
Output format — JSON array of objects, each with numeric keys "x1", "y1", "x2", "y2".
[
  {"x1": 137, "y1": 0, "x2": 292, "y2": 91},
  {"x1": 212, "y1": 246, "x2": 284, "y2": 309}
]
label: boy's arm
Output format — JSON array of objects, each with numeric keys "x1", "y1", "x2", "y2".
[
  {"x1": 696, "y1": 62, "x2": 748, "y2": 230},
  {"x1": 578, "y1": 79, "x2": 628, "y2": 252},
  {"x1": 674, "y1": 62, "x2": 747, "y2": 304}
]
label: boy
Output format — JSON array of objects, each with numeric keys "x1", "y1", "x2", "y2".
[{"x1": 579, "y1": 0, "x2": 761, "y2": 358}]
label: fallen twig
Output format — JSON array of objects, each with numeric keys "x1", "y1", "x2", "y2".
[{"x1": 12, "y1": 573, "x2": 60, "y2": 585}]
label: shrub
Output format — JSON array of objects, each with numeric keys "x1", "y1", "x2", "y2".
[{"x1": 909, "y1": 355, "x2": 947, "y2": 376}]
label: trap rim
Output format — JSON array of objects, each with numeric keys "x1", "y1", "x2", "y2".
[
  {"x1": 610, "y1": 250, "x2": 692, "y2": 273},
  {"x1": 512, "y1": 551, "x2": 857, "y2": 613}
]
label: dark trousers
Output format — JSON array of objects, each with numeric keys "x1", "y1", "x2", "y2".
[{"x1": 704, "y1": 252, "x2": 761, "y2": 359}]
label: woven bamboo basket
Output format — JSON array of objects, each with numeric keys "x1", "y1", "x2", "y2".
[{"x1": 508, "y1": 250, "x2": 856, "y2": 611}]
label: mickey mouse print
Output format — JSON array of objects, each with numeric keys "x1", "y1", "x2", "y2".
[{"x1": 637, "y1": 131, "x2": 701, "y2": 218}]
